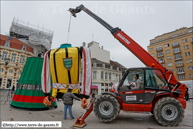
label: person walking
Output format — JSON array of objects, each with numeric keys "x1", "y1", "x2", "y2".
[
  {"x1": 185, "y1": 87, "x2": 189, "y2": 101},
  {"x1": 62, "y1": 88, "x2": 81, "y2": 120}
]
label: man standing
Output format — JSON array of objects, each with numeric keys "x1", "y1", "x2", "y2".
[
  {"x1": 38, "y1": 52, "x2": 44, "y2": 58},
  {"x1": 62, "y1": 88, "x2": 81, "y2": 120}
]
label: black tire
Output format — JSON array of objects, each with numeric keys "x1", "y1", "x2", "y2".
[
  {"x1": 93, "y1": 95, "x2": 120, "y2": 122},
  {"x1": 153, "y1": 97, "x2": 184, "y2": 126}
]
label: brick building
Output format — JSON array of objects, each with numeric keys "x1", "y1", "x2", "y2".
[
  {"x1": 147, "y1": 27, "x2": 193, "y2": 81},
  {"x1": 0, "y1": 34, "x2": 34, "y2": 89}
]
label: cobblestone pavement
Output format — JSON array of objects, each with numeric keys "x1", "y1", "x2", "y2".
[{"x1": 0, "y1": 90, "x2": 193, "y2": 129}]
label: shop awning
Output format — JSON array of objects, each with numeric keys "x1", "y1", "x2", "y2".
[{"x1": 92, "y1": 86, "x2": 98, "y2": 89}]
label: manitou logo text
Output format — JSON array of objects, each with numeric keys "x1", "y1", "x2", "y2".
[{"x1": 117, "y1": 33, "x2": 130, "y2": 44}]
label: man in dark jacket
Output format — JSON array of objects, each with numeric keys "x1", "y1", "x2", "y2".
[{"x1": 62, "y1": 88, "x2": 81, "y2": 120}]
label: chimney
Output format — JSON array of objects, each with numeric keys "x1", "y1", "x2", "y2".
[
  {"x1": 83, "y1": 42, "x2": 86, "y2": 47},
  {"x1": 101, "y1": 46, "x2": 103, "y2": 49}
]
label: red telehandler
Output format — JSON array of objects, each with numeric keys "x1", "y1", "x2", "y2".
[{"x1": 69, "y1": 5, "x2": 187, "y2": 127}]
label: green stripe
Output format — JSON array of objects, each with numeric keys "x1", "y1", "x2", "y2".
[
  {"x1": 11, "y1": 100, "x2": 49, "y2": 108},
  {"x1": 14, "y1": 89, "x2": 56, "y2": 99},
  {"x1": 14, "y1": 89, "x2": 45, "y2": 96},
  {"x1": 11, "y1": 100, "x2": 57, "y2": 109}
]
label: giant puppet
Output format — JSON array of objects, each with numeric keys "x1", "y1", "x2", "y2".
[
  {"x1": 41, "y1": 44, "x2": 92, "y2": 105},
  {"x1": 11, "y1": 57, "x2": 57, "y2": 110}
]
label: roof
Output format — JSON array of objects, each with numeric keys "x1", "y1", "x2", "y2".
[
  {"x1": 91, "y1": 58, "x2": 126, "y2": 70},
  {"x1": 110, "y1": 60, "x2": 126, "y2": 68},
  {"x1": 0, "y1": 34, "x2": 33, "y2": 53}
]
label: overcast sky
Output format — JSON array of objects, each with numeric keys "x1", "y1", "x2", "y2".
[{"x1": 1, "y1": 1, "x2": 192, "y2": 68}]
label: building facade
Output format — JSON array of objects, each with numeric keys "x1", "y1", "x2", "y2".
[
  {"x1": 0, "y1": 34, "x2": 34, "y2": 89},
  {"x1": 80, "y1": 42, "x2": 126, "y2": 95},
  {"x1": 147, "y1": 27, "x2": 193, "y2": 81}
]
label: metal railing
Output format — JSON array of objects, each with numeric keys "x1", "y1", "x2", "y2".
[{"x1": 13, "y1": 18, "x2": 54, "y2": 34}]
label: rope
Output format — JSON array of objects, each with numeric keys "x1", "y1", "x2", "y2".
[{"x1": 67, "y1": 13, "x2": 72, "y2": 43}]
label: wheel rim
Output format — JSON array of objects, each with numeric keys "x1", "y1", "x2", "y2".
[
  {"x1": 99, "y1": 101, "x2": 113, "y2": 115},
  {"x1": 161, "y1": 104, "x2": 178, "y2": 121}
]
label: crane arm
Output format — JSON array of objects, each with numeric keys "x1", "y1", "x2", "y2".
[{"x1": 68, "y1": 5, "x2": 179, "y2": 86}]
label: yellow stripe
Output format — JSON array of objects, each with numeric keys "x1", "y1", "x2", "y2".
[{"x1": 50, "y1": 47, "x2": 81, "y2": 84}]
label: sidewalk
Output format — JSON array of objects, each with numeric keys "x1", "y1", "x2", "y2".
[{"x1": 1, "y1": 90, "x2": 193, "y2": 129}]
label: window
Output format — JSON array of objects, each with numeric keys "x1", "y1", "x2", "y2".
[
  {"x1": 22, "y1": 45, "x2": 27, "y2": 51},
  {"x1": 122, "y1": 69, "x2": 144, "y2": 89},
  {"x1": 190, "y1": 59, "x2": 192, "y2": 63},
  {"x1": 177, "y1": 68, "x2": 184, "y2": 74},
  {"x1": 185, "y1": 52, "x2": 187, "y2": 56},
  {"x1": 173, "y1": 47, "x2": 180, "y2": 53},
  {"x1": 166, "y1": 49, "x2": 170, "y2": 53},
  {"x1": 151, "y1": 53, "x2": 154, "y2": 57},
  {"x1": 150, "y1": 48, "x2": 154, "y2": 51},
  {"x1": 0, "y1": 68, "x2": 3, "y2": 72},
  {"x1": 186, "y1": 45, "x2": 189, "y2": 49},
  {"x1": 93, "y1": 63, "x2": 97, "y2": 67},
  {"x1": 159, "y1": 58, "x2": 164, "y2": 63},
  {"x1": 1, "y1": 51, "x2": 8, "y2": 61},
  {"x1": 6, "y1": 79, "x2": 12, "y2": 88},
  {"x1": 172, "y1": 41, "x2": 179, "y2": 47},
  {"x1": 175, "y1": 54, "x2": 182, "y2": 60},
  {"x1": 165, "y1": 44, "x2": 169, "y2": 47},
  {"x1": 7, "y1": 37, "x2": 13, "y2": 40},
  {"x1": 18, "y1": 71, "x2": 21, "y2": 75},
  {"x1": 167, "y1": 56, "x2": 172, "y2": 60},
  {"x1": 93, "y1": 71, "x2": 97, "y2": 79},
  {"x1": 191, "y1": 37, "x2": 193, "y2": 42},
  {"x1": 19, "y1": 55, "x2": 25, "y2": 64},
  {"x1": 116, "y1": 74, "x2": 118, "y2": 81},
  {"x1": 188, "y1": 66, "x2": 190, "y2": 70},
  {"x1": 185, "y1": 38, "x2": 187, "y2": 42},
  {"x1": 176, "y1": 61, "x2": 183, "y2": 65},
  {"x1": 159, "y1": 39, "x2": 162, "y2": 42},
  {"x1": 9, "y1": 70, "x2": 13, "y2": 74},
  {"x1": 105, "y1": 73, "x2": 107, "y2": 79},
  {"x1": 168, "y1": 69, "x2": 174, "y2": 72},
  {"x1": 11, "y1": 53, "x2": 16, "y2": 62},
  {"x1": 157, "y1": 52, "x2": 163, "y2": 57},
  {"x1": 182, "y1": 39, "x2": 184, "y2": 43},
  {"x1": 151, "y1": 41, "x2": 156, "y2": 44},
  {"x1": 183, "y1": 46, "x2": 186, "y2": 49},
  {"x1": 156, "y1": 46, "x2": 162, "y2": 51},
  {"x1": 4, "y1": 41, "x2": 10, "y2": 47},
  {"x1": 192, "y1": 66, "x2": 193, "y2": 70},
  {"x1": 186, "y1": 59, "x2": 189, "y2": 63},
  {"x1": 168, "y1": 62, "x2": 173, "y2": 66},
  {"x1": 178, "y1": 75, "x2": 185, "y2": 80},
  {"x1": 173, "y1": 34, "x2": 177, "y2": 37},
  {"x1": 0, "y1": 78, "x2": 2, "y2": 88},
  {"x1": 188, "y1": 30, "x2": 193, "y2": 33},
  {"x1": 109, "y1": 73, "x2": 111, "y2": 80},
  {"x1": 145, "y1": 70, "x2": 167, "y2": 89},
  {"x1": 101, "y1": 72, "x2": 103, "y2": 79},
  {"x1": 189, "y1": 74, "x2": 192, "y2": 79},
  {"x1": 188, "y1": 52, "x2": 191, "y2": 56}
]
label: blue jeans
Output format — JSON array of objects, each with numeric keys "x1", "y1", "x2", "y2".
[{"x1": 64, "y1": 105, "x2": 74, "y2": 119}]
